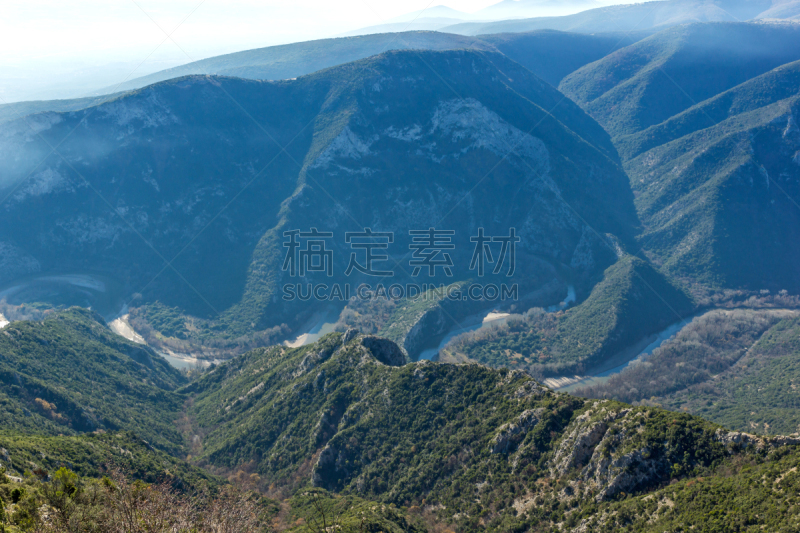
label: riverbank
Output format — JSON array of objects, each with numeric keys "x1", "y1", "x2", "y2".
[
  {"x1": 545, "y1": 308, "x2": 800, "y2": 391},
  {"x1": 109, "y1": 313, "x2": 146, "y2": 344}
]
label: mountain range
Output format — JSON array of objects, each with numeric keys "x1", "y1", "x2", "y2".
[
  {"x1": 0, "y1": 48, "x2": 637, "y2": 351},
  {"x1": 3, "y1": 313, "x2": 800, "y2": 530},
  {"x1": 442, "y1": 0, "x2": 800, "y2": 35},
  {"x1": 559, "y1": 22, "x2": 800, "y2": 139},
  {"x1": 64, "y1": 29, "x2": 646, "y2": 99},
  {"x1": 557, "y1": 22, "x2": 800, "y2": 292},
  {"x1": 4, "y1": 4, "x2": 800, "y2": 532},
  {"x1": 342, "y1": 0, "x2": 606, "y2": 36}
]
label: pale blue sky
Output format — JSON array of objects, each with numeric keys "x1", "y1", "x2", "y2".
[{"x1": 0, "y1": 0, "x2": 627, "y2": 102}]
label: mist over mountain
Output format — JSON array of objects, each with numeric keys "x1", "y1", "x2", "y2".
[
  {"x1": 0, "y1": 49, "x2": 636, "y2": 349},
  {"x1": 554, "y1": 22, "x2": 800, "y2": 293},
  {"x1": 559, "y1": 22, "x2": 800, "y2": 138},
  {"x1": 4, "y1": 7, "x2": 800, "y2": 532},
  {"x1": 475, "y1": 0, "x2": 604, "y2": 19},
  {"x1": 0, "y1": 28, "x2": 652, "y2": 134},
  {"x1": 338, "y1": 6, "x2": 478, "y2": 36},
  {"x1": 442, "y1": 0, "x2": 798, "y2": 35},
  {"x1": 343, "y1": 0, "x2": 607, "y2": 37},
  {"x1": 480, "y1": 29, "x2": 650, "y2": 86},
  {"x1": 77, "y1": 29, "x2": 651, "y2": 99},
  {"x1": 89, "y1": 32, "x2": 494, "y2": 97}
]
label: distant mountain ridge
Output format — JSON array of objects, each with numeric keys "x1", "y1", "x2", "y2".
[
  {"x1": 76, "y1": 29, "x2": 651, "y2": 99},
  {"x1": 475, "y1": 0, "x2": 604, "y2": 19},
  {"x1": 555, "y1": 22, "x2": 800, "y2": 292},
  {"x1": 441, "y1": 0, "x2": 798, "y2": 35},
  {"x1": 89, "y1": 32, "x2": 494, "y2": 96},
  {"x1": 342, "y1": 0, "x2": 605, "y2": 37},
  {"x1": 558, "y1": 21, "x2": 800, "y2": 139}
]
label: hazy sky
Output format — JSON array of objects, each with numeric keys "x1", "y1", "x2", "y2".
[{"x1": 0, "y1": 0, "x2": 625, "y2": 102}]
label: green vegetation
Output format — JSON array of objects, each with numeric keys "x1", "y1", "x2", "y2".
[
  {"x1": 0, "y1": 431, "x2": 219, "y2": 491},
  {"x1": 573, "y1": 445, "x2": 800, "y2": 532},
  {"x1": 286, "y1": 489, "x2": 426, "y2": 532},
  {"x1": 180, "y1": 330, "x2": 791, "y2": 530},
  {"x1": 0, "y1": 48, "x2": 637, "y2": 351},
  {"x1": 575, "y1": 309, "x2": 800, "y2": 435},
  {"x1": 0, "y1": 308, "x2": 186, "y2": 454},
  {"x1": 0, "y1": 466, "x2": 264, "y2": 532},
  {"x1": 133, "y1": 302, "x2": 189, "y2": 340},
  {"x1": 559, "y1": 22, "x2": 800, "y2": 139},
  {"x1": 615, "y1": 59, "x2": 800, "y2": 161},
  {"x1": 559, "y1": 24, "x2": 800, "y2": 295},
  {"x1": 444, "y1": 256, "x2": 694, "y2": 374},
  {"x1": 0, "y1": 312, "x2": 799, "y2": 530},
  {"x1": 5, "y1": 18, "x2": 800, "y2": 532}
]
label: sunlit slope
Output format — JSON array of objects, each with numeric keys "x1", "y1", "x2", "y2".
[{"x1": 0, "y1": 309, "x2": 187, "y2": 454}]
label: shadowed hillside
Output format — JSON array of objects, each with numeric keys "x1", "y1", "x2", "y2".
[{"x1": 0, "y1": 49, "x2": 638, "y2": 350}]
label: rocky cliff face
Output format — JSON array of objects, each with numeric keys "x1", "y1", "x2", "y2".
[
  {"x1": 184, "y1": 333, "x2": 797, "y2": 529},
  {"x1": 0, "y1": 49, "x2": 637, "y2": 347}
]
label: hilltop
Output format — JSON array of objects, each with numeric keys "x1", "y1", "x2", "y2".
[
  {"x1": 441, "y1": 0, "x2": 800, "y2": 36},
  {"x1": 0, "y1": 49, "x2": 637, "y2": 350},
  {"x1": 181, "y1": 330, "x2": 800, "y2": 530},
  {"x1": 441, "y1": 255, "x2": 694, "y2": 375},
  {"x1": 1, "y1": 313, "x2": 800, "y2": 530}
]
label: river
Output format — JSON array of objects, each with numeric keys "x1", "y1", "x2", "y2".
[
  {"x1": 417, "y1": 311, "x2": 512, "y2": 361},
  {"x1": 544, "y1": 308, "x2": 800, "y2": 391},
  {"x1": 542, "y1": 317, "x2": 695, "y2": 390},
  {"x1": 282, "y1": 308, "x2": 341, "y2": 348},
  {"x1": 280, "y1": 285, "x2": 578, "y2": 360},
  {"x1": 417, "y1": 285, "x2": 577, "y2": 361}
]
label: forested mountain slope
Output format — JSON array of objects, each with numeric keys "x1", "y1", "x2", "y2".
[
  {"x1": 577, "y1": 309, "x2": 800, "y2": 436},
  {"x1": 621, "y1": 60, "x2": 800, "y2": 290},
  {"x1": 182, "y1": 329, "x2": 800, "y2": 531},
  {"x1": 0, "y1": 431, "x2": 218, "y2": 491},
  {"x1": 440, "y1": 255, "x2": 694, "y2": 375},
  {"x1": 0, "y1": 50, "x2": 637, "y2": 349},
  {"x1": 0, "y1": 309, "x2": 186, "y2": 454},
  {"x1": 0, "y1": 313, "x2": 799, "y2": 530},
  {"x1": 479, "y1": 29, "x2": 650, "y2": 86},
  {"x1": 559, "y1": 22, "x2": 800, "y2": 139}
]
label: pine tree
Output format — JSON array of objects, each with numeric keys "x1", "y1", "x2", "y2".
[{"x1": 0, "y1": 495, "x2": 6, "y2": 533}]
